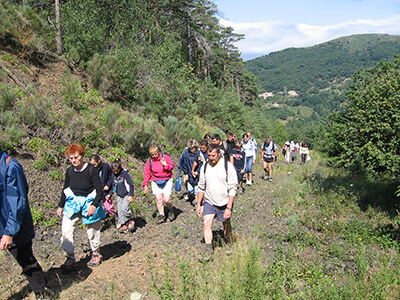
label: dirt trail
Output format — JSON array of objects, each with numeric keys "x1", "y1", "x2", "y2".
[{"x1": 1, "y1": 161, "x2": 282, "y2": 300}]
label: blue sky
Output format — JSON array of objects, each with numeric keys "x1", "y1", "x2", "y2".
[{"x1": 214, "y1": 0, "x2": 400, "y2": 60}]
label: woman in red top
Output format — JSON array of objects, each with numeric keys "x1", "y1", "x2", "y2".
[{"x1": 143, "y1": 146, "x2": 175, "y2": 224}]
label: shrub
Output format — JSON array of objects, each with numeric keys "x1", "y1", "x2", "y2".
[
  {"x1": 60, "y1": 69, "x2": 81, "y2": 110},
  {"x1": 29, "y1": 138, "x2": 59, "y2": 166},
  {"x1": 0, "y1": 85, "x2": 17, "y2": 111},
  {"x1": 17, "y1": 94, "x2": 53, "y2": 127},
  {"x1": 33, "y1": 160, "x2": 47, "y2": 170}
]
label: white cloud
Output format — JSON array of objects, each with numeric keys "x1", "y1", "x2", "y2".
[{"x1": 220, "y1": 15, "x2": 400, "y2": 60}]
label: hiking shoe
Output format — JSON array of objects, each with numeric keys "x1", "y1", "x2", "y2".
[
  {"x1": 224, "y1": 243, "x2": 232, "y2": 256},
  {"x1": 198, "y1": 247, "x2": 214, "y2": 263},
  {"x1": 127, "y1": 220, "x2": 135, "y2": 231},
  {"x1": 240, "y1": 187, "x2": 245, "y2": 193},
  {"x1": 61, "y1": 257, "x2": 76, "y2": 270},
  {"x1": 168, "y1": 209, "x2": 175, "y2": 222},
  {"x1": 269, "y1": 176, "x2": 273, "y2": 182},
  {"x1": 118, "y1": 225, "x2": 128, "y2": 233},
  {"x1": 157, "y1": 215, "x2": 166, "y2": 224},
  {"x1": 88, "y1": 253, "x2": 102, "y2": 267}
]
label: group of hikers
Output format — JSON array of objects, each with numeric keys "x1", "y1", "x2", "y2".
[{"x1": 0, "y1": 131, "x2": 311, "y2": 299}]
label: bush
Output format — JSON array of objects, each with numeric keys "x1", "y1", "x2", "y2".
[
  {"x1": 60, "y1": 69, "x2": 81, "y2": 110},
  {"x1": 17, "y1": 94, "x2": 53, "y2": 127},
  {"x1": 0, "y1": 85, "x2": 17, "y2": 111},
  {"x1": 29, "y1": 138, "x2": 59, "y2": 166}
]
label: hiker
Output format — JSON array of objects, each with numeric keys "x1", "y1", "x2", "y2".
[
  {"x1": 179, "y1": 139, "x2": 200, "y2": 205},
  {"x1": 178, "y1": 146, "x2": 190, "y2": 201},
  {"x1": 241, "y1": 133, "x2": 256, "y2": 185},
  {"x1": 106, "y1": 159, "x2": 135, "y2": 233},
  {"x1": 300, "y1": 142, "x2": 310, "y2": 164},
  {"x1": 0, "y1": 147, "x2": 48, "y2": 299},
  {"x1": 142, "y1": 146, "x2": 175, "y2": 224},
  {"x1": 57, "y1": 143, "x2": 106, "y2": 269},
  {"x1": 260, "y1": 136, "x2": 277, "y2": 181},
  {"x1": 212, "y1": 134, "x2": 232, "y2": 160},
  {"x1": 192, "y1": 139, "x2": 209, "y2": 179},
  {"x1": 244, "y1": 131, "x2": 257, "y2": 177},
  {"x1": 196, "y1": 144, "x2": 238, "y2": 262},
  {"x1": 225, "y1": 132, "x2": 236, "y2": 154},
  {"x1": 290, "y1": 140, "x2": 299, "y2": 163},
  {"x1": 282, "y1": 141, "x2": 291, "y2": 164},
  {"x1": 231, "y1": 141, "x2": 246, "y2": 193},
  {"x1": 89, "y1": 154, "x2": 115, "y2": 216}
]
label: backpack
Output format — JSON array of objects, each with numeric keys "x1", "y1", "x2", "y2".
[
  {"x1": 262, "y1": 141, "x2": 276, "y2": 157},
  {"x1": 282, "y1": 148, "x2": 286, "y2": 156}
]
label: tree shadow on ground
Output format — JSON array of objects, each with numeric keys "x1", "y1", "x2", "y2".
[
  {"x1": 7, "y1": 241, "x2": 131, "y2": 300},
  {"x1": 307, "y1": 169, "x2": 400, "y2": 241}
]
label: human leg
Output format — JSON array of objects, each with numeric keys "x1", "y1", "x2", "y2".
[
  {"x1": 61, "y1": 214, "x2": 79, "y2": 257},
  {"x1": 203, "y1": 214, "x2": 214, "y2": 244},
  {"x1": 117, "y1": 196, "x2": 132, "y2": 226},
  {"x1": 155, "y1": 193, "x2": 165, "y2": 217},
  {"x1": 222, "y1": 219, "x2": 232, "y2": 241},
  {"x1": 86, "y1": 220, "x2": 102, "y2": 267},
  {"x1": 9, "y1": 241, "x2": 47, "y2": 297}
]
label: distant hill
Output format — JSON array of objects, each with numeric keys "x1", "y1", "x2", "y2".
[{"x1": 246, "y1": 34, "x2": 400, "y2": 94}]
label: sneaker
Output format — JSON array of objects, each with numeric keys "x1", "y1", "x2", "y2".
[
  {"x1": 88, "y1": 253, "x2": 102, "y2": 267},
  {"x1": 168, "y1": 209, "x2": 175, "y2": 222},
  {"x1": 127, "y1": 220, "x2": 135, "y2": 231},
  {"x1": 240, "y1": 187, "x2": 245, "y2": 193},
  {"x1": 247, "y1": 180, "x2": 252, "y2": 186},
  {"x1": 269, "y1": 176, "x2": 273, "y2": 182},
  {"x1": 184, "y1": 194, "x2": 189, "y2": 201},
  {"x1": 61, "y1": 256, "x2": 76, "y2": 270},
  {"x1": 198, "y1": 246, "x2": 214, "y2": 263},
  {"x1": 157, "y1": 215, "x2": 166, "y2": 224},
  {"x1": 118, "y1": 225, "x2": 128, "y2": 233},
  {"x1": 224, "y1": 243, "x2": 232, "y2": 256}
]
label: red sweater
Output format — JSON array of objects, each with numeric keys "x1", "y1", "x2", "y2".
[{"x1": 142, "y1": 153, "x2": 174, "y2": 186}]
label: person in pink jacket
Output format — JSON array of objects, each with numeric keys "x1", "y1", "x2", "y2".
[{"x1": 143, "y1": 146, "x2": 175, "y2": 224}]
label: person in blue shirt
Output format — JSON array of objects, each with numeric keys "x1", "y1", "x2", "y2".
[
  {"x1": 179, "y1": 139, "x2": 199, "y2": 205},
  {"x1": 106, "y1": 159, "x2": 135, "y2": 233},
  {"x1": 0, "y1": 147, "x2": 48, "y2": 299}
]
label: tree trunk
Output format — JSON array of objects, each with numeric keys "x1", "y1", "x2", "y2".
[{"x1": 55, "y1": 0, "x2": 63, "y2": 55}]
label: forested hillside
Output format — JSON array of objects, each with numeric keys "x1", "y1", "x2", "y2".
[
  {"x1": 245, "y1": 34, "x2": 400, "y2": 147},
  {"x1": 0, "y1": 0, "x2": 286, "y2": 160}
]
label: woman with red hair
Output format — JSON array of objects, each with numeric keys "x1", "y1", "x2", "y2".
[{"x1": 56, "y1": 143, "x2": 106, "y2": 269}]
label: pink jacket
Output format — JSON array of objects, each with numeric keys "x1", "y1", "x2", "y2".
[{"x1": 142, "y1": 153, "x2": 175, "y2": 186}]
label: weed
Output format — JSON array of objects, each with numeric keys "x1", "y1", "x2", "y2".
[
  {"x1": 33, "y1": 160, "x2": 47, "y2": 170},
  {"x1": 49, "y1": 170, "x2": 63, "y2": 180},
  {"x1": 31, "y1": 207, "x2": 44, "y2": 225}
]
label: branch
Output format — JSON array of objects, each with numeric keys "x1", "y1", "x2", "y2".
[{"x1": 0, "y1": 60, "x2": 25, "y2": 88}]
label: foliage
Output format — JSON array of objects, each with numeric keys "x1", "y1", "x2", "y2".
[
  {"x1": 326, "y1": 57, "x2": 400, "y2": 178},
  {"x1": 29, "y1": 137, "x2": 59, "y2": 166},
  {"x1": 60, "y1": 69, "x2": 82, "y2": 109},
  {"x1": 247, "y1": 34, "x2": 400, "y2": 94}
]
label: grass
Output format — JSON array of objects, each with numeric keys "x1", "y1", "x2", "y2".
[{"x1": 150, "y1": 152, "x2": 400, "y2": 299}]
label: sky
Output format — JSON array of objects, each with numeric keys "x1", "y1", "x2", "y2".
[{"x1": 214, "y1": 0, "x2": 400, "y2": 60}]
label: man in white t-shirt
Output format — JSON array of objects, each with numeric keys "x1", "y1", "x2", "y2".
[{"x1": 196, "y1": 144, "x2": 238, "y2": 262}]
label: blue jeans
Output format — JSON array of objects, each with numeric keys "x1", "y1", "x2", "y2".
[{"x1": 245, "y1": 156, "x2": 253, "y2": 173}]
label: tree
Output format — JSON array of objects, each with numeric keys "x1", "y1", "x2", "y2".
[
  {"x1": 55, "y1": 0, "x2": 62, "y2": 55},
  {"x1": 327, "y1": 57, "x2": 400, "y2": 178}
]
